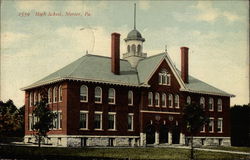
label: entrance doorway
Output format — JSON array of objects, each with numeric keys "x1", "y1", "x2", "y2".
[
  {"x1": 172, "y1": 126, "x2": 180, "y2": 144},
  {"x1": 159, "y1": 125, "x2": 168, "y2": 143},
  {"x1": 146, "y1": 125, "x2": 156, "y2": 144}
]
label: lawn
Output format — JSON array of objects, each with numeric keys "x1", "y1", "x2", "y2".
[
  {"x1": 0, "y1": 145, "x2": 249, "y2": 160},
  {"x1": 202, "y1": 146, "x2": 250, "y2": 153}
]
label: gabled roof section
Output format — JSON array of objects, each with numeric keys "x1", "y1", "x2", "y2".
[{"x1": 22, "y1": 54, "x2": 139, "y2": 90}]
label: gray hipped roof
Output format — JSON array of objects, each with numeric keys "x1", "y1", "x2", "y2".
[{"x1": 22, "y1": 53, "x2": 233, "y2": 97}]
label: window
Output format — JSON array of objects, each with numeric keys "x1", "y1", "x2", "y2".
[
  {"x1": 174, "y1": 95, "x2": 179, "y2": 108},
  {"x1": 187, "y1": 96, "x2": 191, "y2": 104},
  {"x1": 108, "y1": 88, "x2": 115, "y2": 104},
  {"x1": 148, "y1": 92, "x2": 153, "y2": 106},
  {"x1": 28, "y1": 114, "x2": 33, "y2": 130},
  {"x1": 53, "y1": 87, "x2": 57, "y2": 103},
  {"x1": 132, "y1": 44, "x2": 136, "y2": 54},
  {"x1": 217, "y1": 118, "x2": 223, "y2": 133},
  {"x1": 128, "y1": 113, "x2": 134, "y2": 131},
  {"x1": 209, "y1": 98, "x2": 214, "y2": 111},
  {"x1": 209, "y1": 118, "x2": 214, "y2": 133},
  {"x1": 128, "y1": 90, "x2": 133, "y2": 106},
  {"x1": 94, "y1": 87, "x2": 102, "y2": 103},
  {"x1": 29, "y1": 92, "x2": 33, "y2": 107},
  {"x1": 158, "y1": 70, "x2": 170, "y2": 85},
  {"x1": 59, "y1": 85, "x2": 62, "y2": 102},
  {"x1": 80, "y1": 111, "x2": 88, "y2": 129},
  {"x1": 38, "y1": 92, "x2": 41, "y2": 102},
  {"x1": 200, "y1": 97, "x2": 205, "y2": 110},
  {"x1": 58, "y1": 112, "x2": 62, "y2": 129},
  {"x1": 168, "y1": 94, "x2": 173, "y2": 108},
  {"x1": 94, "y1": 112, "x2": 102, "y2": 130},
  {"x1": 80, "y1": 85, "x2": 88, "y2": 102},
  {"x1": 200, "y1": 124, "x2": 205, "y2": 133},
  {"x1": 53, "y1": 112, "x2": 58, "y2": 129},
  {"x1": 218, "y1": 99, "x2": 222, "y2": 112},
  {"x1": 34, "y1": 92, "x2": 37, "y2": 105},
  {"x1": 48, "y1": 88, "x2": 52, "y2": 103},
  {"x1": 108, "y1": 112, "x2": 116, "y2": 130},
  {"x1": 137, "y1": 45, "x2": 141, "y2": 53},
  {"x1": 127, "y1": 45, "x2": 130, "y2": 52},
  {"x1": 155, "y1": 92, "x2": 160, "y2": 107},
  {"x1": 162, "y1": 93, "x2": 167, "y2": 107}
]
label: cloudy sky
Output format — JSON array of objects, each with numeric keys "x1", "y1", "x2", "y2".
[{"x1": 1, "y1": 0, "x2": 249, "y2": 107}]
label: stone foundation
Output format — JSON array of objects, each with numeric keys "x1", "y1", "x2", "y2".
[{"x1": 186, "y1": 136, "x2": 231, "y2": 147}]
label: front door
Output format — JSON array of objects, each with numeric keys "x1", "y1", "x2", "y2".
[
  {"x1": 172, "y1": 126, "x2": 180, "y2": 144},
  {"x1": 146, "y1": 125, "x2": 156, "y2": 144},
  {"x1": 159, "y1": 125, "x2": 168, "y2": 143}
]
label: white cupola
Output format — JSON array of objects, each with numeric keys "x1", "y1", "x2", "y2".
[{"x1": 123, "y1": 4, "x2": 147, "y2": 68}]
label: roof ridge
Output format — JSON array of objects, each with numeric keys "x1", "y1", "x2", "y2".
[{"x1": 86, "y1": 54, "x2": 128, "y2": 62}]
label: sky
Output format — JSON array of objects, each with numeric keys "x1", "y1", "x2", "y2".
[{"x1": 1, "y1": 0, "x2": 249, "y2": 107}]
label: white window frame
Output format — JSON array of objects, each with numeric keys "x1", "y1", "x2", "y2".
[
  {"x1": 94, "y1": 111, "x2": 103, "y2": 130},
  {"x1": 58, "y1": 111, "x2": 62, "y2": 129},
  {"x1": 162, "y1": 93, "x2": 167, "y2": 107},
  {"x1": 200, "y1": 97, "x2": 205, "y2": 110},
  {"x1": 158, "y1": 70, "x2": 171, "y2": 86},
  {"x1": 187, "y1": 96, "x2": 191, "y2": 104},
  {"x1": 209, "y1": 117, "x2": 214, "y2": 133},
  {"x1": 217, "y1": 118, "x2": 223, "y2": 133},
  {"x1": 174, "y1": 95, "x2": 179, "y2": 108},
  {"x1": 94, "y1": 87, "x2": 102, "y2": 103},
  {"x1": 155, "y1": 92, "x2": 160, "y2": 107},
  {"x1": 80, "y1": 111, "x2": 88, "y2": 130},
  {"x1": 128, "y1": 113, "x2": 134, "y2": 131},
  {"x1": 128, "y1": 90, "x2": 133, "y2": 106},
  {"x1": 28, "y1": 114, "x2": 33, "y2": 131},
  {"x1": 148, "y1": 92, "x2": 153, "y2": 107},
  {"x1": 209, "y1": 97, "x2": 214, "y2": 111},
  {"x1": 33, "y1": 92, "x2": 37, "y2": 105},
  {"x1": 48, "y1": 88, "x2": 52, "y2": 104},
  {"x1": 200, "y1": 124, "x2": 205, "y2": 133},
  {"x1": 168, "y1": 94, "x2": 173, "y2": 108},
  {"x1": 59, "y1": 85, "x2": 62, "y2": 102},
  {"x1": 38, "y1": 92, "x2": 41, "y2": 102},
  {"x1": 52, "y1": 111, "x2": 58, "y2": 130},
  {"x1": 80, "y1": 85, "x2": 88, "y2": 102},
  {"x1": 108, "y1": 112, "x2": 116, "y2": 131},
  {"x1": 53, "y1": 87, "x2": 57, "y2": 103},
  {"x1": 108, "y1": 88, "x2": 116, "y2": 104},
  {"x1": 217, "y1": 99, "x2": 222, "y2": 112},
  {"x1": 29, "y1": 92, "x2": 33, "y2": 107}
]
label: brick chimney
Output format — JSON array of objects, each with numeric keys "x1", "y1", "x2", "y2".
[
  {"x1": 181, "y1": 47, "x2": 189, "y2": 83},
  {"x1": 111, "y1": 33, "x2": 120, "y2": 75}
]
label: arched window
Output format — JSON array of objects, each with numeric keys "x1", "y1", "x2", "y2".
[
  {"x1": 187, "y1": 96, "x2": 191, "y2": 104},
  {"x1": 38, "y1": 92, "x2": 41, "y2": 102},
  {"x1": 132, "y1": 44, "x2": 136, "y2": 54},
  {"x1": 48, "y1": 88, "x2": 52, "y2": 103},
  {"x1": 34, "y1": 92, "x2": 37, "y2": 105},
  {"x1": 108, "y1": 88, "x2": 115, "y2": 104},
  {"x1": 218, "y1": 99, "x2": 222, "y2": 112},
  {"x1": 200, "y1": 97, "x2": 205, "y2": 110},
  {"x1": 155, "y1": 92, "x2": 160, "y2": 107},
  {"x1": 59, "y1": 85, "x2": 62, "y2": 102},
  {"x1": 127, "y1": 45, "x2": 130, "y2": 53},
  {"x1": 94, "y1": 87, "x2": 102, "y2": 103},
  {"x1": 53, "y1": 87, "x2": 57, "y2": 103},
  {"x1": 148, "y1": 92, "x2": 153, "y2": 106},
  {"x1": 162, "y1": 93, "x2": 167, "y2": 107},
  {"x1": 209, "y1": 98, "x2": 214, "y2": 111},
  {"x1": 29, "y1": 92, "x2": 33, "y2": 107},
  {"x1": 137, "y1": 45, "x2": 141, "y2": 54},
  {"x1": 80, "y1": 85, "x2": 88, "y2": 102},
  {"x1": 174, "y1": 95, "x2": 179, "y2": 108},
  {"x1": 158, "y1": 70, "x2": 170, "y2": 85},
  {"x1": 128, "y1": 90, "x2": 133, "y2": 105},
  {"x1": 168, "y1": 94, "x2": 173, "y2": 108}
]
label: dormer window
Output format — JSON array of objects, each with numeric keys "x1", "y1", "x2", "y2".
[{"x1": 158, "y1": 70, "x2": 170, "y2": 85}]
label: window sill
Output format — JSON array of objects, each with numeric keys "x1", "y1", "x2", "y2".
[
  {"x1": 80, "y1": 100, "x2": 88, "y2": 103},
  {"x1": 79, "y1": 128, "x2": 89, "y2": 131},
  {"x1": 155, "y1": 105, "x2": 160, "y2": 107},
  {"x1": 95, "y1": 102, "x2": 102, "y2": 104},
  {"x1": 94, "y1": 129, "x2": 103, "y2": 131},
  {"x1": 107, "y1": 129, "x2": 117, "y2": 131},
  {"x1": 108, "y1": 103, "x2": 116, "y2": 105},
  {"x1": 128, "y1": 130, "x2": 134, "y2": 132}
]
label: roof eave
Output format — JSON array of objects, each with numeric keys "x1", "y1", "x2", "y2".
[{"x1": 180, "y1": 88, "x2": 235, "y2": 97}]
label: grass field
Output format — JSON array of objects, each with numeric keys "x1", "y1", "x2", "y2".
[{"x1": 0, "y1": 145, "x2": 249, "y2": 160}]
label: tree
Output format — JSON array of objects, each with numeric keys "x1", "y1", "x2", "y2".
[
  {"x1": 0, "y1": 100, "x2": 24, "y2": 138},
  {"x1": 182, "y1": 102, "x2": 209, "y2": 160},
  {"x1": 32, "y1": 98, "x2": 56, "y2": 147},
  {"x1": 231, "y1": 104, "x2": 250, "y2": 146}
]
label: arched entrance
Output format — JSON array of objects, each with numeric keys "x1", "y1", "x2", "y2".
[
  {"x1": 159, "y1": 125, "x2": 168, "y2": 143},
  {"x1": 146, "y1": 125, "x2": 156, "y2": 144},
  {"x1": 172, "y1": 126, "x2": 180, "y2": 144}
]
